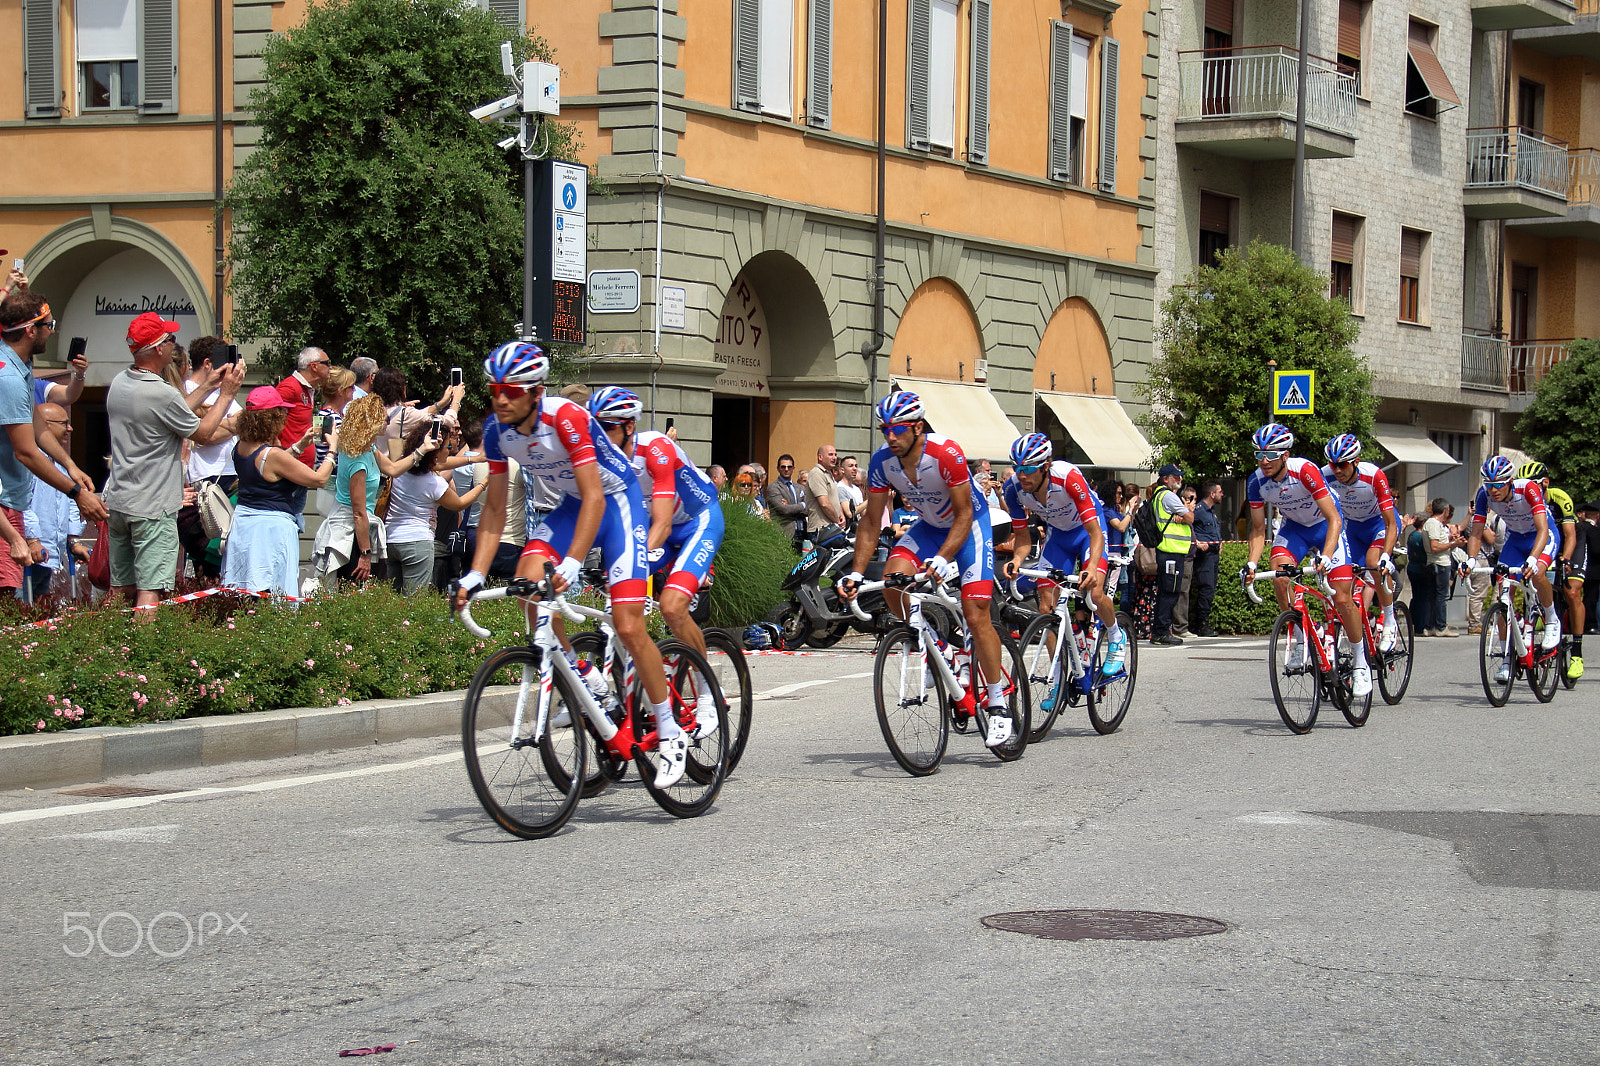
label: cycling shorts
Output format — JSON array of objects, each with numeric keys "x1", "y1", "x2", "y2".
[
  {"x1": 889, "y1": 516, "x2": 995, "y2": 601},
  {"x1": 1269, "y1": 517, "x2": 1353, "y2": 580},
  {"x1": 525, "y1": 483, "x2": 649, "y2": 605},
  {"x1": 1345, "y1": 516, "x2": 1389, "y2": 558},
  {"x1": 1500, "y1": 527, "x2": 1558, "y2": 574},
  {"x1": 1565, "y1": 529, "x2": 1589, "y2": 583},
  {"x1": 652, "y1": 503, "x2": 724, "y2": 598},
  {"x1": 1017, "y1": 524, "x2": 1108, "y2": 595}
]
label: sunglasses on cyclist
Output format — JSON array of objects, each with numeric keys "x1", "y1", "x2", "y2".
[
  {"x1": 1016, "y1": 463, "x2": 1046, "y2": 475},
  {"x1": 880, "y1": 423, "x2": 915, "y2": 437},
  {"x1": 488, "y1": 382, "x2": 533, "y2": 399},
  {"x1": 1254, "y1": 449, "x2": 1287, "y2": 462}
]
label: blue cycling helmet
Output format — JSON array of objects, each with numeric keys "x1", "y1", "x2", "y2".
[
  {"x1": 589, "y1": 385, "x2": 643, "y2": 422},
  {"x1": 1010, "y1": 433, "x2": 1053, "y2": 468},
  {"x1": 483, "y1": 341, "x2": 548, "y2": 385},
  {"x1": 875, "y1": 391, "x2": 925, "y2": 426},
  {"x1": 1481, "y1": 455, "x2": 1516, "y2": 485},
  {"x1": 1324, "y1": 433, "x2": 1362, "y2": 465},
  {"x1": 1252, "y1": 423, "x2": 1295, "y2": 454}
]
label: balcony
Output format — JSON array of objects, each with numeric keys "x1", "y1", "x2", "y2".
[
  {"x1": 1472, "y1": 0, "x2": 1574, "y2": 30},
  {"x1": 1463, "y1": 127, "x2": 1570, "y2": 218},
  {"x1": 1176, "y1": 46, "x2": 1358, "y2": 160},
  {"x1": 1508, "y1": 339, "x2": 1575, "y2": 409},
  {"x1": 1462, "y1": 331, "x2": 1510, "y2": 392},
  {"x1": 1508, "y1": 147, "x2": 1600, "y2": 238},
  {"x1": 1516, "y1": 0, "x2": 1600, "y2": 59}
]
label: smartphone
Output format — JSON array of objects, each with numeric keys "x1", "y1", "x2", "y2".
[
  {"x1": 222, "y1": 343, "x2": 239, "y2": 367},
  {"x1": 321, "y1": 413, "x2": 335, "y2": 438},
  {"x1": 12, "y1": 258, "x2": 22, "y2": 273},
  {"x1": 431, "y1": 416, "x2": 443, "y2": 441},
  {"x1": 67, "y1": 337, "x2": 87, "y2": 360},
  {"x1": 665, "y1": 417, "x2": 674, "y2": 431},
  {"x1": 450, "y1": 367, "x2": 462, "y2": 388}
]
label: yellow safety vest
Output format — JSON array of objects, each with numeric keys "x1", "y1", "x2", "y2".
[{"x1": 1156, "y1": 492, "x2": 1192, "y2": 554}]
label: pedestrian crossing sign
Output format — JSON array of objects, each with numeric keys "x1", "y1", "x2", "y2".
[{"x1": 1273, "y1": 370, "x2": 1315, "y2": 415}]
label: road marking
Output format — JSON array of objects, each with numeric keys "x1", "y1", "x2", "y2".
[
  {"x1": 1236, "y1": 811, "x2": 1324, "y2": 826},
  {"x1": 50, "y1": 824, "x2": 181, "y2": 842},
  {"x1": 2, "y1": 752, "x2": 460, "y2": 827},
  {"x1": 755, "y1": 671, "x2": 872, "y2": 700}
]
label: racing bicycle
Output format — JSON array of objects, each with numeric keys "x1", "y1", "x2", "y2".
[
  {"x1": 1469, "y1": 562, "x2": 1562, "y2": 706},
  {"x1": 1246, "y1": 563, "x2": 1370, "y2": 733},
  {"x1": 1015, "y1": 564, "x2": 1138, "y2": 740}
]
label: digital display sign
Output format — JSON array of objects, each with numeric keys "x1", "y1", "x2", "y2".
[
  {"x1": 529, "y1": 159, "x2": 588, "y2": 346},
  {"x1": 548, "y1": 280, "x2": 586, "y2": 345}
]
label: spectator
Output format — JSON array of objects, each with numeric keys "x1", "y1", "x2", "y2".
[
  {"x1": 1581, "y1": 500, "x2": 1600, "y2": 635},
  {"x1": 312, "y1": 393, "x2": 431, "y2": 589},
  {"x1": 708, "y1": 464, "x2": 729, "y2": 492},
  {"x1": 559, "y1": 382, "x2": 591, "y2": 406},
  {"x1": 373, "y1": 366, "x2": 462, "y2": 458},
  {"x1": 386, "y1": 421, "x2": 486, "y2": 595},
  {"x1": 104, "y1": 312, "x2": 243, "y2": 608},
  {"x1": 1406, "y1": 514, "x2": 1433, "y2": 634},
  {"x1": 837, "y1": 456, "x2": 865, "y2": 523},
  {"x1": 469, "y1": 435, "x2": 528, "y2": 581},
  {"x1": 34, "y1": 346, "x2": 88, "y2": 409},
  {"x1": 1097, "y1": 479, "x2": 1130, "y2": 608},
  {"x1": 0, "y1": 292, "x2": 109, "y2": 596},
  {"x1": 1465, "y1": 510, "x2": 1501, "y2": 634},
  {"x1": 273, "y1": 346, "x2": 331, "y2": 524},
  {"x1": 750, "y1": 462, "x2": 768, "y2": 494},
  {"x1": 350, "y1": 356, "x2": 378, "y2": 399},
  {"x1": 732, "y1": 469, "x2": 765, "y2": 517},
  {"x1": 314, "y1": 366, "x2": 357, "y2": 467},
  {"x1": 177, "y1": 336, "x2": 241, "y2": 580},
  {"x1": 1150, "y1": 464, "x2": 1194, "y2": 645},
  {"x1": 19, "y1": 403, "x2": 88, "y2": 602},
  {"x1": 889, "y1": 492, "x2": 916, "y2": 538},
  {"x1": 765, "y1": 453, "x2": 808, "y2": 540},
  {"x1": 1171, "y1": 485, "x2": 1200, "y2": 637},
  {"x1": 1191, "y1": 480, "x2": 1224, "y2": 636},
  {"x1": 804, "y1": 443, "x2": 842, "y2": 536},
  {"x1": 1424, "y1": 497, "x2": 1463, "y2": 637},
  {"x1": 222, "y1": 387, "x2": 339, "y2": 597}
]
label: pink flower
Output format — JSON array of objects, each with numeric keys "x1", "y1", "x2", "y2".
[
  {"x1": 53, "y1": 709, "x2": 62, "y2": 717},
  {"x1": 190, "y1": 660, "x2": 198, "y2": 668},
  {"x1": 197, "y1": 668, "x2": 206, "y2": 678},
  {"x1": 35, "y1": 720, "x2": 45, "y2": 731},
  {"x1": 305, "y1": 659, "x2": 315, "y2": 669}
]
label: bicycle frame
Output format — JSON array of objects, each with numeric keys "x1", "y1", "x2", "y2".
[
  {"x1": 1247, "y1": 565, "x2": 1341, "y2": 676},
  {"x1": 1474, "y1": 564, "x2": 1554, "y2": 671},
  {"x1": 849, "y1": 573, "x2": 982, "y2": 712},
  {"x1": 1014, "y1": 566, "x2": 1095, "y2": 696}
]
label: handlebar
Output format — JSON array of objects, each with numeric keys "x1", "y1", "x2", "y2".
[
  {"x1": 1241, "y1": 563, "x2": 1332, "y2": 605},
  {"x1": 1015, "y1": 566, "x2": 1081, "y2": 587},
  {"x1": 454, "y1": 578, "x2": 604, "y2": 639},
  {"x1": 843, "y1": 570, "x2": 950, "y2": 622}
]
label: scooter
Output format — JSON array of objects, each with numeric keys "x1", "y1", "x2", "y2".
[{"x1": 765, "y1": 529, "x2": 957, "y2": 650}]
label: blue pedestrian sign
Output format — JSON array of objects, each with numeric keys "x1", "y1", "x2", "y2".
[
  {"x1": 562, "y1": 182, "x2": 578, "y2": 210},
  {"x1": 1273, "y1": 370, "x2": 1315, "y2": 415}
]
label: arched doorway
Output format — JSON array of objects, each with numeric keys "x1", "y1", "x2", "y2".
[
  {"x1": 1033, "y1": 297, "x2": 1114, "y2": 396},
  {"x1": 890, "y1": 279, "x2": 985, "y2": 383},
  {"x1": 1032, "y1": 297, "x2": 1151, "y2": 472}
]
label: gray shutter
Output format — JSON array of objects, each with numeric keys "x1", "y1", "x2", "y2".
[
  {"x1": 482, "y1": 0, "x2": 523, "y2": 32},
  {"x1": 137, "y1": 0, "x2": 179, "y2": 114},
  {"x1": 906, "y1": 0, "x2": 931, "y2": 151},
  {"x1": 22, "y1": 0, "x2": 61, "y2": 119},
  {"x1": 806, "y1": 0, "x2": 832, "y2": 128},
  {"x1": 1048, "y1": 21, "x2": 1073, "y2": 182},
  {"x1": 1098, "y1": 37, "x2": 1119, "y2": 193},
  {"x1": 968, "y1": 0, "x2": 990, "y2": 164},
  {"x1": 734, "y1": 0, "x2": 760, "y2": 112}
]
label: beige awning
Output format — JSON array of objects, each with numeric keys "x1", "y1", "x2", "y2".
[
  {"x1": 1374, "y1": 422, "x2": 1460, "y2": 466},
  {"x1": 1036, "y1": 390, "x2": 1156, "y2": 470},
  {"x1": 890, "y1": 376, "x2": 1023, "y2": 461}
]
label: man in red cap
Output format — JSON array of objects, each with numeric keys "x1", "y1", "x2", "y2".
[
  {"x1": 0, "y1": 291, "x2": 109, "y2": 595},
  {"x1": 104, "y1": 312, "x2": 245, "y2": 608}
]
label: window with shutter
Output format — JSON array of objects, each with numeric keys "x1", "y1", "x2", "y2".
[
  {"x1": 1048, "y1": 21, "x2": 1073, "y2": 181},
  {"x1": 1198, "y1": 190, "x2": 1233, "y2": 265},
  {"x1": 78, "y1": 0, "x2": 139, "y2": 111},
  {"x1": 1097, "y1": 37, "x2": 1118, "y2": 193},
  {"x1": 1337, "y1": 0, "x2": 1364, "y2": 91},
  {"x1": 1399, "y1": 227, "x2": 1426, "y2": 323},
  {"x1": 1330, "y1": 212, "x2": 1360, "y2": 306},
  {"x1": 136, "y1": 0, "x2": 178, "y2": 114},
  {"x1": 1204, "y1": 0, "x2": 1233, "y2": 35},
  {"x1": 480, "y1": 0, "x2": 522, "y2": 32},
  {"x1": 968, "y1": 0, "x2": 990, "y2": 164},
  {"x1": 1405, "y1": 19, "x2": 1457, "y2": 120},
  {"x1": 734, "y1": 0, "x2": 760, "y2": 112},
  {"x1": 806, "y1": 0, "x2": 831, "y2": 129},
  {"x1": 927, "y1": 0, "x2": 957, "y2": 150},
  {"x1": 23, "y1": 0, "x2": 63, "y2": 119},
  {"x1": 906, "y1": 0, "x2": 932, "y2": 150},
  {"x1": 757, "y1": 0, "x2": 793, "y2": 118}
]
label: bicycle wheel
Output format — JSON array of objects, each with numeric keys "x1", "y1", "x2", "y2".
[
  {"x1": 1086, "y1": 613, "x2": 1137, "y2": 735},
  {"x1": 1479, "y1": 603, "x2": 1515, "y2": 707},
  {"x1": 1377, "y1": 603, "x2": 1414, "y2": 705},
  {"x1": 1018, "y1": 613, "x2": 1065, "y2": 742},
  {"x1": 980, "y1": 634, "x2": 1031, "y2": 763},
  {"x1": 1268, "y1": 610, "x2": 1320, "y2": 734},
  {"x1": 874, "y1": 626, "x2": 949, "y2": 776},
  {"x1": 636, "y1": 640, "x2": 729, "y2": 818},
  {"x1": 462, "y1": 646, "x2": 587, "y2": 839},
  {"x1": 1529, "y1": 616, "x2": 1560, "y2": 704},
  {"x1": 569, "y1": 632, "x2": 629, "y2": 795},
  {"x1": 1338, "y1": 642, "x2": 1372, "y2": 727},
  {"x1": 702, "y1": 628, "x2": 754, "y2": 771}
]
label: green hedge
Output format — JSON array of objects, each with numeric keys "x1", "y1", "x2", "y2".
[
  {"x1": 707, "y1": 498, "x2": 799, "y2": 629},
  {"x1": 1204, "y1": 543, "x2": 1285, "y2": 635}
]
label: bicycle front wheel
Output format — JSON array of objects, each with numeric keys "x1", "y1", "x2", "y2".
[
  {"x1": 874, "y1": 626, "x2": 949, "y2": 776},
  {"x1": 462, "y1": 646, "x2": 587, "y2": 839},
  {"x1": 1377, "y1": 603, "x2": 1413, "y2": 705},
  {"x1": 1268, "y1": 611, "x2": 1320, "y2": 734},
  {"x1": 637, "y1": 640, "x2": 729, "y2": 818},
  {"x1": 1087, "y1": 612, "x2": 1137, "y2": 735},
  {"x1": 981, "y1": 634, "x2": 1031, "y2": 763},
  {"x1": 702, "y1": 628, "x2": 755, "y2": 771},
  {"x1": 1018, "y1": 613, "x2": 1065, "y2": 743},
  {"x1": 1480, "y1": 603, "x2": 1514, "y2": 707}
]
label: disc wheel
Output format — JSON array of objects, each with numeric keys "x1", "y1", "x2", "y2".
[
  {"x1": 1529, "y1": 615, "x2": 1560, "y2": 704},
  {"x1": 636, "y1": 640, "x2": 729, "y2": 818},
  {"x1": 1377, "y1": 602, "x2": 1414, "y2": 705},
  {"x1": 980, "y1": 634, "x2": 1031, "y2": 762},
  {"x1": 1479, "y1": 602, "x2": 1515, "y2": 707},
  {"x1": 765, "y1": 600, "x2": 809, "y2": 651},
  {"x1": 568, "y1": 632, "x2": 629, "y2": 795},
  {"x1": 1017, "y1": 613, "x2": 1065, "y2": 743},
  {"x1": 1086, "y1": 612, "x2": 1138, "y2": 735},
  {"x1": 1268, "y1": 611, "x2": 1320, "y2": 734},
  {"x1": 702, "y1": 628, "x2": 754, "y2": 770},
  {"x1": 462, "y1": 646, "x2": 586, "y2": 839},
  {"x1": 874, "y1": 626, "x2": 949, "y2": 776}
]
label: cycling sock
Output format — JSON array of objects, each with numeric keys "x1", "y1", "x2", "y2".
[
  {"x1": 1382, "y1": 607, "x2": 1395, "y2": 625},
  {"x1": 1575, "y1": 637, "x2": 1584, "y2": 655},
  {"x1": 651, "y1": 697, "x2": 681, "y2": 739},
  {"x1": 1109, "y1": 623, "x2": 1124, "y2": 642},
  {"x1": 1546, "y1": 605, "x2": 1561, "y2": 625},
  {"x1": 985, "y1": 680, "x2": 1008, "y2": 708},
  {"x1": 1352, "y1": 642, "x2": 1367, "y2": 668}
]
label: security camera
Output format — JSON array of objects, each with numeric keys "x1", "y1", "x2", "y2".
[
  {"x1": 496, "y1": 133, "x2": 518, "y2": 150},
  {"x1": 501, "y1": 42, "x2": 516, "y2": 80},
  {"x1": 470, "y1": 93, "x2": 521, "y2": 123}
]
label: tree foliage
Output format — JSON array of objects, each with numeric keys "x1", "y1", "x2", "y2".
[
  {"x1": 1517, "y1": 339, "x2": 1600, "y2": 503},
  {"x1": 1144, "y1": 240, "x2": 1376, "y2": 479},
  {"x1": 225, "y1": 0, "x2": 583, "y2": 395}
]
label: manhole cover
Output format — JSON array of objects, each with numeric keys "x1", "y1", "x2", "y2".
[
  {"x1": 57, "y1": 785, "x2": 190, "y2": 798},
  {"x1": 981, "y1": 909, "x2": 1229, "y2": 942}
]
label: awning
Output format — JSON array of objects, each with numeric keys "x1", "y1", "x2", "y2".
[
  {"x1": 1406, "y1": 34, "x2": 1459, "y2": 108},
  {"x1": 1373, "y1": 422, "x2": 1460, "y2": 466},
  {"x1": 1036, "y1": 390, "x2": 1155, "y2": 470},
  {"x1": 891, "y1": 376, "x2": 1023, "y2": 461}
]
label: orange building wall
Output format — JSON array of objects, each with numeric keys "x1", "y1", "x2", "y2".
[
  {"x1": 891, "y1": 279, "x2": 984, "y2": 380},
  {"x1": 1034, "y1": 298, "x2": 1114, "y2": 394},
  {"x1": 768, "y1": 399, "x2": 836, "y2": 475}
]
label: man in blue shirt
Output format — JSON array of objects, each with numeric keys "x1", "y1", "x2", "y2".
[
  {"x1": 1191, "y1": 480, "x2": 1224, "y2": 636},
  {"x1": 20, "y1": 402, "x2": 88, "y2": 600}
]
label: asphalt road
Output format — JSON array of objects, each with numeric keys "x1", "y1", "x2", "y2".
[{"x1": 3, "y1": 629, "x2": 1598, "y2": 1065}]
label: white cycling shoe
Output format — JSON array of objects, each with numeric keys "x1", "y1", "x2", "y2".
[
  {"x1": 1352, "y1": 666, "x2": 1372, "y2": 698},
  {"x1": 654, "y1": 733, "x2": 689, "y2": 788},
  {"x1": 983, "y1": 708, "x2": 1013, "y2": 748},
  {"x1": 1285, "y1": 641, "x2": 1307, "y2": 671},
  {"x1": 1379, "y1": 621, "x2": 1397, "y2": 652},
  {"x1": 1540, "y1": 621, "x2": 1562, "y2": 651},
  {"x1": 1493, "y1": 660, "x2": 1512, "y2": 684},
  {"x1": 689, "y1": 705, "x2": 719, "y2": 741}
]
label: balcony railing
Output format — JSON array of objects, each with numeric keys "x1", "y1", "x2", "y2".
[
  {"x1": 1566, "y1": 146, "x2": 1600, "y2": 204},
  {"x1": 1508, "y1": 339, "x2": 1574, "y2": 395},
  {"x1": 1462, "y1": 331, "x2": 1510, "y2": 391},
  {"x1": 1177, "y1": 46, "x2": 1358, "y2": 138},
  {"x1": 1465, "y1": 127, "x2": 1571, "y2": 198}
]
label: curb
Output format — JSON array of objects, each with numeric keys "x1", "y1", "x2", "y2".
[{"x1": 0, "y1": 691, "x2": 468, "y2": 791}]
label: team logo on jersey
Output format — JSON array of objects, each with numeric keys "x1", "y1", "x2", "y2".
[
  {"x1": 656, "y1": 454, "x2": 669, "y2": 464},
  {"x1": 568, "y1": 433, "x2": 580, "y2": 444}
]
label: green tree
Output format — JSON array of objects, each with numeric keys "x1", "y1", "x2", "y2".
[
  {"x1": 1517, "y1": 339, "x2": 1600, "y2": 503},
  {"x1": 224, "y1": 0, "x2": 583, "y2": 394},
  {"x1": 1144, "y1": 240, "x2": 1376, "y2": 479}
]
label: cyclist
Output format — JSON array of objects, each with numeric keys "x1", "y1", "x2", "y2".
[
  {"x1": 1241, "y1": 423, "x2": 1370, "y2": 698},
  {"x1": 1321, "y1": 434, "x2": 1400, "y2": 651},
  {"x1": 450, "y1": 343, "x2": 690, "y2": 788},
  {"x1": 1466, "y1": 456, "x2": 1562, "y2": 683},
  {"x1": 998, "y1": 433, "x2": 1126, "y2": 693},
  {"x1": 839, "y1": 391, "x2": 1015, "y2": 748},
  {"x1": 588, "y1": 386, "x2": 722, "y2": 661},
  {"x1": 1516, "y1": 460, "x2": 1585, "y2": 679}
]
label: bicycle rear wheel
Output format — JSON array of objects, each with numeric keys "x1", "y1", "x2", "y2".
[
  {"x1": 1377, "y1": 603, "x2": 1413, "y2": 705},
  {"x1": 1529, "y1": 616, "x2": 1560, "y2": 703},
  {"x1": 874, "y1": 626, "x2": 949, "y2": 776},
  {"x1": 1018, "y1": 613, "x2": 1064, "y2": 743},
  {"x1": 702, "y1": 629, "x2": 755, "y2": 771},
  {"x1": 637, "y1": 640, "x2": 729, "y2": 818},
  {"x1": 1268, "y1": 611, "x2": 1320, "y2": 734},
  {"x1": 462, "y1": 646, "x2": 587, "y2": 839},
  {"x1": 1479, "y1": 603, "x2": 1514, "y2": 707},
  {"x1": 980, "y1": 634, "x2": 1031, "y2": 762},
  {"x1": 1086, "y1": 612, "x2": 1137, "y2": 735}
]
